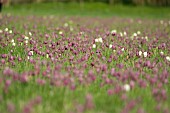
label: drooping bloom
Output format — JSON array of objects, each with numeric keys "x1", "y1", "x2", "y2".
[
  {"x1": 109, "y1": 44, "x2": 112, "y2": 48},
  {"x1": 0, "y1": 29, "x2": 3, "y2": 33},
  {"x1": 5, "y1": 28, "x2": 9, "y2": 32},
  {"x1": 98, "y1": 37, "x2": 103, "y2": 43},
  {"x1": 124, "y1": 31, "x2": 127, "y2": 36},
  {"x1": 133, "y1": 33, "x2": 137, "y2": 37},
  {"x1": 46, "y1": 54, "x2": 49, "y2": 58},
  {"x1": 123, "y1": 84, "x2": 130, "y2": 92},
  {"x1": 137, "y1": 31, "x2": 141, "y2": 35},
  {"x1": 138, "y1": 51, "x2": 142, "y2": 56},
  {"x1": 121, "y1": 48, "x2": 125, "y2": 51},
  {"x1": 92, "y1": 44, "x2": 96, "y2": 48},
  {"x1": 24, "y1": 36, "x2": 29, "y2": 40},
  {"x1": 59, "y1": 31, "x2": 63, "y2": 35},
  {"x1": 111, "y1": 30, "x2": 117, "y2": 35},
  {"x1": 12, "y1": 43, "x2": 16, "y2": 46},
  {"x1": 29, "y1": 32, "x2": 32, "y2": 36},
  {"x1": 166, "y1": 56, "x2": 170, "y2": 62},
  {"x1": 9, "y1": 30, "x2": 13, "y2": 34},
  {"x1": 95, "y1": 38, "x2": 99, "y2": 43},
  {"x1": 28, "y1": 51, "x2": 33, "y2": 56},
  {"x1": 143, "y1": 52, "x2": 147, "y2": 57},
  {"x1": 120, "y1": 32, "x2": 123, "y2": 37},
  {"x1": 11, "y1": 39, "x2": 14, "y2": 43},
  {"x1": 160, "y1": 51, "x2": 164, "y2": 55}
]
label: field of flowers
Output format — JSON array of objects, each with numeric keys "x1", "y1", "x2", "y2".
[{"x1": 0, "y1": 14, "x2": 170, "y2": 113}]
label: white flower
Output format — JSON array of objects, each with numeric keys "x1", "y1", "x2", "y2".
[
  {"x1": 98, "y1": 37, "x2": 103, "y2": 43},
  {"x1": 27, "y1": 56, "x2": 30, "y2": 60},
  {"x1": 0, "y1": 29, "x2": 3, "y2": 33},
  {"x1": 64, "y1": 23, "x2": 68, "y2": 27},
  {"x1": 59, "y1": 31, "x2": 63, "y2": 35},
  {"x1": 123, "y1": 84, "x2": 130, "y2": 92},
  {"x1": 25, "y1": 40, "x2": 28, "y2": 43},
  {"x1": 123, "y1": 31, "x2": 127, "y2": 36},
  {"x1": 95, "y1": 38, "x2": 99, "y2": 43},
  {"x1": 24, "y1": 36, "x2": 29, "y2": 40},
  {"x1": 9, "y1": 30, "x2": 13, "y2": 34},
  {"x1": 145, "y1": 36, "x2": 148, "y2": 41},
  {"x1": 113, "y1": 50, "x2": 116, "y2": 53},
  {"x1": 92, "y1": 44, "x2": 96, "y2": 48},
  {"x1": 109, "y1": 44, "x2": 112, "y2": 48},
  {"x1": 12, "y1": 43, "x2": 16, "y2": 46},
  {"x1": 137, "y1": 31, "x2": 141, "y2": 35},
  {"x1": 143, "y1": 52, "x2": 148, "y2": 57},
  {"x1": 30, "y1": 51, "x2": 33, "y2": 55},
  {"x1": 70, "y1": 27, "x2": 74, "y2": 31},
  {"x1": 5, "y1": 28, "x2": 8, "y2": 32},
  {"x1": 11, "y1": 39, "x2": 14, "y2": 43},
  {"x1": 166, "y1": 56, "x2": 170, "y2": 62},
  {"x1": 120, "y1": 32, "x2": 123, "y2": 37},
  {"x1": 111, "y1": 30, "x2": 117, "y2": 34},
  {"x1": 121, "y1": 48, "x2": 125, "y2": 51},
  {"x1": 160, "y1": 51, "x2": 164, "y2": 55},
  {"x1": 29, "y1": 32, "x2": 32, "y2": 36},
  {"x1": 138, "y1": 51, "x2": 142, "y2": 56},
  {"x1": 46, "y1": 54, "x2": 49, "y2": 58},
  {"x1": 133, "y1": 33, "x2": 137, "y2": 37},
  {"x1": 80, "y1": 32, "x2": 84, "y2": 35},
  {"x1": 95, "y1": 37, "x2": 103, "y2": 43}
]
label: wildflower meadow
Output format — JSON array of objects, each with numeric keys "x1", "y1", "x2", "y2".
[{"x1": 0, "y1": 2, "x2": 170, "y2": 113}]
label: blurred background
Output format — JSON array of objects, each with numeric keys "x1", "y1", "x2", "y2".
[
  {"x1": 2, "y1": 0, "x2": 170, "y2": 18},
  {"x1": 5, "y1": 0, "x2": 170, "y2": 6}
]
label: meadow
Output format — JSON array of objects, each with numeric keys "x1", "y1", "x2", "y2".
[{"x1": 0, "y1": 2, "x2": 170, "y2": 113}]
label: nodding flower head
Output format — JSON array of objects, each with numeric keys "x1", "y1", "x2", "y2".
[
  {"x1": 28, "y1": 51, "x2": 33, "y2": 56},
  {"x1": 95, "y1": 38, "x2": 99, "y2": 43},
  {"x1": 138, "y1": 51, "x2": 142, "y2": 56},
  {"x1": 92, "y1": 44, "x2": 96, "y2": 48},
  {"x1": 166, "y1": 56, "x2": 170, "y2": 62},
  {"x1": 143, "y1": 52, "x2": 148, "y2": 57},
  {"x1": 24, "y1": 36, "x2": 29, "y2": 40},
  {"x1": 98, "y1": 37, "x2": 103, "y2": 43},
  {"x1": 95, "y1": 37, "x2": 103, "y2": 43},
  {"x1": 109, "y1": 44, "x2": 112, "y2": 48},
  {"x1": 123, "y1": 84, "x2": 131, "y2": 92},
  {"x1": 111, "y1": 30, "x2": 117, "y2": 36}
]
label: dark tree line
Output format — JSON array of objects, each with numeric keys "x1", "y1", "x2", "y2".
[{"x1": 9, "y1": 0, "x2": 170, "y2": 6}]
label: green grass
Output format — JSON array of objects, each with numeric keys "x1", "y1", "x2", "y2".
[
  {"x1": 3, "y1": 2, "x2": 170, "y2": 18},
  {"x1": 0, "y1": 2, "x2": 170, "y2": 113}
]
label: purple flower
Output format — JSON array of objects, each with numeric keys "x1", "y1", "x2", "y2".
[
  {"x1": 84, "y1": 94, "x2": 95, "y2": 110},
  {"x1": 107, "y1": 89, "x2": 114, "y2": 95},
  {"x1": 5, "y1": 80, "x2": 11, "y2": 87},
  {"x1": 36, "y1": 78, "x2": 46, "y2": 85},
  {"x1": 110, "y1": 68, "x2": 115, "y2": 76},
  {"x1": 1, "y1": 59, "x2": 5, "y2": 64},
  {"x1": 7, "y1": 102, "x2": 15, "y2": 113}
]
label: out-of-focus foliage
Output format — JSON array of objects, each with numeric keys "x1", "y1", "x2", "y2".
[{"x1": 8, "y1": 0, "x2": 170, "y2": 6}]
